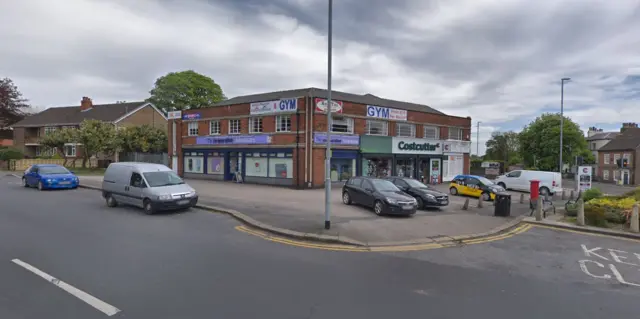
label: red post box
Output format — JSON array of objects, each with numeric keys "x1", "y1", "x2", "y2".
[{"x1": 530, "y1": 180, "x2": 540, "y2": 200}]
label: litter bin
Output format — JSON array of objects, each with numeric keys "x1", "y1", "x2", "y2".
[{"x1": 494, "y1": 192, "x2": 511, "y2": 217}]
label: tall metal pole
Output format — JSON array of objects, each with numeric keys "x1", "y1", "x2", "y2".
[
  {"x1": 324, "y1": 0, "x2": 333, "y2": 230},
  {"x1": 559, "y1": 78, "x2": 570, "y2": 174},
  {"x1": 476, "y1": 121, "x2": 481, "y2": 156}
]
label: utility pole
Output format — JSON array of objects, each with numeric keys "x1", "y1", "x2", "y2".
[
  {"x1": 560, "y1": 78, "x2": 571, "y2": 174},
  {"x1": 476, "y1": 121, "x2": 481, "y2": 157},
  {"x1": 324, "y1": 0, "x2": 333, "y2": 230}
]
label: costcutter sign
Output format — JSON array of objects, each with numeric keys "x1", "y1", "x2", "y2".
[
  {"x1": 315, "y1": 98, "x2": 343, "y2": 113},
  {"x1": 392, "y1": 137, "x2": 442, "y2": 154},
  {"x1": 313, "y1": 133, "x2": 359, "y2": 146},
  {"x1": 196, "y1": 134, "x2": 272, "y2": 145},
  {"x1": 250, "y1": 98, "x2": 298, "y2": 115},
  {"x1": 366, "y1": 105, "x2": 407, "y2": 121}
]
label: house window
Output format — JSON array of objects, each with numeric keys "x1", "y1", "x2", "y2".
[
  {"x1": 229, "y1": 119, "x2": 241, "y2": 134},
  {"x1": 448, "y1": 127, "x2": 463, "y2": 140},
  {"x1": 423, "y1": 126, "x2": 439, "y2": 139},
  {"x1": 603, "y1": 170, "x2": 609, "y2": 180},
  {"x1": 188, "y1": 122, "x2": 198, "y2": 136},
  {"x1": 209, "y1": 121, "x2": 220, "y2": 135},
  {"x1": 249, "y1": 117, "x2": 263, "y2": 133},
  {"x1": 614, "y1": 154, "x2": 620, "y2": 165},
  {"x1": 332, "y1": 117, "x2": 354, "y2": 133},
  {"x1": 36, "y1": 147, "x2": 55, "y2": 157},
  {"x1": 44, "y1": 126, "x2": 57, "y2": 135},
  {"x1": 591, "y1": 142, "x2": 596, "y2": 150},
  {"x1": 64, "y1": 144, "x2": 76, "y2": 157},
  {"x1": 366, "y1": 120, "x2": 388, "y2": 136},
  {"x1": 603, "y1": 154, "x2": 610, "y2": 164},
  {"x1": 396, "y1": 123, "x2": 416, "y2": 137},
  {"x1": 276, "y1": 115, "x2": 291, "y2": 132}
]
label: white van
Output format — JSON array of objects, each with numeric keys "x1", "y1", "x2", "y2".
[{"x1": 494, "y1": 170, "x2": 562, "y2": 195}]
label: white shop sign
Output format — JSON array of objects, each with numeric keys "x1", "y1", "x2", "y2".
[
  {"x1": 366, "y1": 105, "x2": 407, "y2": 121},
  {"x1": 167, "y1": 111, "x2": 182, "y2": 120},
  {"x1": 443, "y1": 140, "x2": 471, "y2": 154},
  {"x1": 392, "y1": 137, "x2": 443, "y2": 155},
  {"x1": 577, "y1": 166, "x2": 592, "y2": 191},
  {"x1": 250, "y1": 98, "x2": 298, "y2": 115}
]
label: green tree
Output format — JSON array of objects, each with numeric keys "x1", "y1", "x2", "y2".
[
  {"x1": 39, "y1": 128, "x2": 77, "y2": 166},
  {"x1": 484, "y1": 131, "x2": 521, "y2": 165},
  {"x1": 147, "y1": 70, "x2": 226, "y2": 111},
  {"x1": 0, "y1": 78, "x2": 30, "y2": 127},
  {"x1": 518, "y1": 113, "x2": 590, "y2": 171},
  {"x1": 0, "y1": 147, "x2": 23, "y2": 161},
  {"x1": 76, "y1": 120, "x2": 119, "y2": 168},
  {"x1": 118, "y1": 125, "x2": 168, "y2": 153}
]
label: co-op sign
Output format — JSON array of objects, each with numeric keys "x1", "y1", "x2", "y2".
[
  {"x1": 250, "y1": 98, "x2": 298, "y2": 115},
  {"x1": 366, "y1": 105, "x2": 407, "y2": 121}
]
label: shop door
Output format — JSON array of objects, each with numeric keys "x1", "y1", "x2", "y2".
[
  {"x1": 419, "y1": 159, "x2": 430, "y2": 184},
  {"x1": 429, "y1": 158, "x2": 441, "y2": 184},
  {"x1": 228, "y1": 152, "x2": 244, "y2": 181}
]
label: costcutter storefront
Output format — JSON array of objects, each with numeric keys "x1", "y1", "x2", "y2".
[{"x1": 442, "y1": 140, "x2": 472, "y2": 182}]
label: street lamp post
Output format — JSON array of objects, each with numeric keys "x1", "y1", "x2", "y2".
[
  {"x1": 324, "y1": 0, "x2": 333, "y2": 230},
  {"x1": 560, "y1": 77, "x2": 571, "y2": 175},
  {"x1": 476, "y1": 121, "x2": 481, "y2": 156}
]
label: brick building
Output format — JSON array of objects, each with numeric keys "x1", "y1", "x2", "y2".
[
  {"x1": 169, "y1": 88, "x2": 472, "y2": 188},
  {"x1": 597, "y1": 123, "x2": 640, "y2": 185}
]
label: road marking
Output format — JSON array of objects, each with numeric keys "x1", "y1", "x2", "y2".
[
  {"x1": 530, "y1": 224, "x2": 640, "y2": 243},
  {"x1": 11, "y1": 259, "x2": 121, "y2": 316}
]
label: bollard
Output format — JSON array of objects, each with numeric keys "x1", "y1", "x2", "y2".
[
  {"x1": 577, "y1": 199, "x2": 585, "y2": 226},
  {"x1": 569, "y1": 190, "x2": 575, "y2": 200},
  {"x1": 535, "y1": 197, "x2": 543, "y2": 221},
  {"x1": 462, "y1": 198, "x2": 469, "y2": 210},
  {"x1": 561, "y1": 189, "x2": 566, "y2": 200},
  {"x1": 631, "y1": 203, "x2": 639, "y2": 233},
  {"x1": 477, "y1": 196, "x2": 484, "y2": 208},
  {"x1": 519, "y1": 193, "x2": 524, "y2": 204},
  {"x1": 493, "y1": 197, "x2": 497, "y2": 206}
]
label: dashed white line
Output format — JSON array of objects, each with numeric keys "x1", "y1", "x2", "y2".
[{"x1": 11, "y1": 259, "x2": 121, "y2": 316}]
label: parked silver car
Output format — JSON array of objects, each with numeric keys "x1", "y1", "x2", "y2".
[{"x1": 101, "y1": 162, "x2": 198, "y2": 214}]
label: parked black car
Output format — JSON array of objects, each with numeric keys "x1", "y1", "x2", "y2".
[
  {"x1": 342, "y1": 177, "x2": 417, "y2": 216},
  {"x1": 384, "y1": 177, "x2": 449, "y2": 209}
]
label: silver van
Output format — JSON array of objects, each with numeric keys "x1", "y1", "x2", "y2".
[{"x1": 101, "y1": 162, "x2": 198, "y2": 214}]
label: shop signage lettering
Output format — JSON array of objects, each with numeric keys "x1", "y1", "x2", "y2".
[
  {"x1": 443, "y1": 140, "x2": 471, "y2": 153},
  {"x1": 398, "y1": 141, "x2": 439, "y2": 151},
  {"x1": 196, "y1": 134, "x2": 272, "y2": 145},
  {"x1": 250, "y1": 98, "x2": 298, "y2": 115},
  {"x1": 315, "y1": 98, "x2": 343, "y2": 113},
  {"x1": 392, "y1": 137, "x2": 443, "y2": 154},
  {"x1": 366, "y1": 105, "x2": 407, "y2": 121},
  {"x1": 183, "y1": 113, "x2": 201, "y2": 120},
  {"x1": 313, "y1": 133, "x2": 359, "y2": 145}
]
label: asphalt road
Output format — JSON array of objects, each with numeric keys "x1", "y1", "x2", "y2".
[{"x1": 0, "y1": 174, "x2": 638, "y2": 319}]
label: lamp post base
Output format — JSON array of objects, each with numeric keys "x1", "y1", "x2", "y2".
[{"x1": 324, "y1": 220, "x2": 331, "y2": 230}]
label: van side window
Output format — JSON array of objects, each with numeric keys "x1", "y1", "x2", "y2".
[
  {"x1": 130, "y1": 173, "x2": 145, "y2": 188},
  {"x1": 507, "y1": 171, "x2": 521, "y2": 178}
]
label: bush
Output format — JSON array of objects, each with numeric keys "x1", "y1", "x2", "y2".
[
  {"x1": 621, "y1": 187, "x2": 640, "y2": 201},
  {"x1": 584, "y1": 205, "x2": 607, "y2": 227},
  {"x1": 565, "y1": 202, "x2": 578, "y2": 216},
  {"x1": 0, "y1": 147, "x2": 23, "y2": 161},
  {"x1": 583, "y1": 188, "x2": 603, "y2": 202}
]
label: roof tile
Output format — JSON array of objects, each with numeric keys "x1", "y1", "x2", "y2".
[
  {"x1": 11, "y1": 102, "x2": 147, "y2": 127},
  {"x1": 598, "y1": 128, "x2": 640, "y2": 151}
]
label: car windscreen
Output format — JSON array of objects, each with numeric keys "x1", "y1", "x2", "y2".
[
  {"x1": 371, "y1": 179, "x2": 400, "y2": 192},
  {"x1": 38, "y1": 166, "x2": 70, "y2": 175},
  {"x1": 143, "y1": 171, "x2": 185, "y2": 187},
  {"x1": 477, "y1": 177, "x2": 495, "y2": 186},
  {"x1": 404, "y1": 179, "x2": 428, "y2": 188}
]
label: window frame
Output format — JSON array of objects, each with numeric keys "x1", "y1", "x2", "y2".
[
  {"x1": 249, "y1": 117, "x2": 263, "y2": 134},
  {"x1": 187, "y1": 122, "x2": 199, "y2": 136},
  {"x1": 64, "y1": 144, "x2": 76, "y2": 157},
  {"x1": 276, "y1": 115, "x2": 292, "y2": 132},
  {"x1": 603, "y1": 170, "x2": 609, "y2": 180},
  {"x1": 366, "y1": 120, "x2": 388, "y2": 136},
  {"x1": 448, "y1": 127, "x2": 463, "y2": 140},
  {"x1": 229, "y1": 119, "x2": 241, "y2": 135},
  {"x1": 44, "y1": 126, "x2": 57, "y2": 136},
  {"x1": 331, "y1": 117, "x2": 354, "y2": 134},
  {"x1": 209, "y1": 120, "x2": 220, "y2": 135},
  {"x1": 603, "y1": 153, "x2": 610, "y2": 165},
  {"x1": 423, "y1": 125, "x2": 439, "y2": 139},
  {"x1": 396, "y1": 123, "x2": 416, "y2": 137}
]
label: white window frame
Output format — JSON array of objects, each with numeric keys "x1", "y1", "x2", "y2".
[
  {"x1": 614, "y1": 153, "x2": 621, "y2": 166},
  {"x1": 331, "y1": 117, "x2": 354, "y2": 134},
  {"x1": 209, "y1": 121, "x2": 220, "y2": 135},
  {"x1": 249, "y1": 117, "x2": 263, "y2": 134},
  {"x1": 64, "y1": 144, "x2": 76, "y2": 157},
  {"x1": 188, "y1": 122, "x2": 198, "y2": 136},
  {"x1": 423, "y1": 125, "x2": 439, "y2": 139},
  {"x1": 44, "y1": 126, "x2": 57, "y2": 135},
  {"x1": 229, "y1": 119, "x2": 241, "y2": 135},
  {"x1": 448, "y1": 127, "x2": 463, "y2": 140},
  {"x1": 603, "y1": 170, "x2": 609, "y2": 180},
  {"x1": 276, "y1": 115, "x2": 291, "y2": 132},
  {"x1": 396, "y1": 123, "x2": 416, "y2": 137},
  {"x1": 366, "y1": 120, "x2": 388, "y2": 136},
  {"x1": 603, "y1": 153, "x2": 610, "y2": 165}
]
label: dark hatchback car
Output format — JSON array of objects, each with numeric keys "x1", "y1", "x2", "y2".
[
  {"x1": 384, "y1": 177, "x2": 449, "y2": 209},
  {"x1": 342, "y1": 177, "x2": 417, "y2": 216}
]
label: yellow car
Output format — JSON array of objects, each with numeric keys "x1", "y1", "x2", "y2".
[{"x1": 449, "y1": 174, "x2": 504, "y2": 201}]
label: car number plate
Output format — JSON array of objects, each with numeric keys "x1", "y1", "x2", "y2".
[
  {"x1": 403, "y1": 204, "x2": 413, "y2": 209},
  {"x1": 441, "y1": 200, "x2": 448, "y2": 205},
  {"x1": 58, "y1": 181, "x2": 70, "y2": 185},
  {"x1": 177, "y1": 199, "x2": 189, "y2": 205}
]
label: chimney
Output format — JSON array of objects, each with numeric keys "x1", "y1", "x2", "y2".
[
  {"x1": 587, "y1": 126, "x2": 598, "y2": 137},
  {"x1": 620, "y1": 122, "x2": 638, "y2": 133},
  {"x1": 80, "y1": 96, "x2": 93, "y2": 111}
]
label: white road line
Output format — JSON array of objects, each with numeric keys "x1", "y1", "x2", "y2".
[{"x1": 11, "y1": 259, "x2": 121, "y2": 316}]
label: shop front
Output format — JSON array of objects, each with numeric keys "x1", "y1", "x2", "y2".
[
  {"x1": 183, "y1": 134, "x2": 295, "y2": 186},
  {"x1": 391, "y1": 137, "x2": 444, "y2": 184},
  {"x1": 359, "y1": 135, "x2": 393, "y2": 178},
  {"x1": 313, "y1": 133, "x2": 359, "y2": 182},
  {"x1": 442, "y1": 140, "x2": 471, "y2": 182}
]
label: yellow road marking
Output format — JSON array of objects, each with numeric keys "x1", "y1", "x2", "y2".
[
  {"x1": 528, "y1": 224, "x2": 640, "y2": 243},
  {"x1": 235, "y1": 223, "x2": 534, "y2": 252}
]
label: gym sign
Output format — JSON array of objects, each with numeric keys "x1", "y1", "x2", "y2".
[{"x1": 392, "y1": 137, "x2": 443, "y2": 155}]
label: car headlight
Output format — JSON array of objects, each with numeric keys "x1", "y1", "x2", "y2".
[
  {"x1": 187, "y1": 191, "x2": 197, "y2": 197},
  {"x1": 425, "y1": 194, "x2": 435, "y2": 200},
  {"x1": 386, "y1": 198, "x2": 398, "y2": 204},
  {"x1": 158, "y1": 194, "x2": 172, "y2": 200},
  {"x1": 46, "y1": 179, "x2": 53, "y2": 183}
]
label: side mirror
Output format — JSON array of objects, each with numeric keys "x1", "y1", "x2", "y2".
[{"x1": 365, "y1": 188, "x2": 373, "y2": 193}]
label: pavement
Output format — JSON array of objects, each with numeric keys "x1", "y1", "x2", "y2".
[
  {"x1": 74, "y1": 175, "x2": 535, "y2": 246},
  {"x1": 0, "y1": 175, "x2": 638, "y2": 319}
]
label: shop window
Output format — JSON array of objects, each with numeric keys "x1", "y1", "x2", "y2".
[
  {"x1": 207, "y1": 155, "x2": 224, "y2": 174},
  {"x1": 362, "y1": 158, "x2": 391, "y2": 177},
  {"x1": 188, "y1": 122, "x2": 199, "y2": 136},
  {"x1": 331, "y1": 158, "x2": 355, "y2": 182},
  {"x1": 423, "y1": 126, "x2": 439, "y2": 139},
  {"x1": 396, "y1": 123, "x2": 415, "y2": 137},
  {"x1": 276, "y1": 115, "x2": 291, "y2": 132},
  {"x1": 332, "y1": 117, "x2": 354, "y2": 134},
  {"x1": 64, "y1": 144, "x2": 76, "y2": 157},
  {"x1": 184, "y1": 156, "x2": 204, "y2": 173},
  {"x1": 448, "y1": 127, "x2": 463, "y2": 140},
  {"x1": 246, "y1": 153, "x2": 269, "y2": 177},
  {"x1": 209, "y1": 121, "x2": 220, "y2": 135},
  {"x1": 366, "y1": 120, "x2": 388, "y2": 136},
  {"x1": 268, "y1": 157, "x2": 293, "y2": 178},
  {"x1": 249, "y1": 117, "x2": 263, "y2": 133},
  {"x1": 229, "y1": 119, "x2": 241, "y2": 134},
  {"x1": 395, "y1": 158, "x2": 416, "y2": 178},
  {"x1": 603, "y1": 170, "x2": 609, "y2": 180}
]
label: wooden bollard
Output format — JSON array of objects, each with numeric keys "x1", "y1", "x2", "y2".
[
  {"x1": 477, "y1": 196, "x2": 483, "y2": 208},
  {"x1": 462, "y1": 198, "x2": 469, "y2": 210},
  {"x1": 631, "y1": 203, "x2": 639, "y2": 233},
  {"x1": 577, "y1": 199, "x2": 585, "y2": 226}
]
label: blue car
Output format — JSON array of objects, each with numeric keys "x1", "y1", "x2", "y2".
[{"x1": 21, "y1": 164, "x2": 79, "y2": 190}]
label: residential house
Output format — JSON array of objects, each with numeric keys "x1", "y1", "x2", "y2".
[
  {"x1": 597, "y1": 123, "x2": 640, "y2": 185},
  {"x1": 10, "y1": 97, "x2": 167, "y2": 160},
  {"x1": 0, "y1": 128, "x2": 12, "y2": 146},
  {"x1": 586, "y1": 126, "x2": 619, "y2": 179}
]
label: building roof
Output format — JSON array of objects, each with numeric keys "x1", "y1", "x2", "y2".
[
  {"x1": 586, "y1": 131, "x2": 619, "y2": 141},
  {"x1": 213, "y1": 87, "x2": 447, "y2": 116},
  {"x1": 598, "y1": 128, "x2": 640, "y2": 151},
  {"x1": 10, "y1": 101, "x2": 150, "y2": 127}
]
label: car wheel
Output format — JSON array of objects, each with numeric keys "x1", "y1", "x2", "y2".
[
  {"x1": 21, "y1": 178, "x2": 28, "y2": 188},
  {"x1": 539, "y1": 187, "x2": 550, "y2": 197},
  {"x1": 37, "y1": 181, "x2": 45, "y2": 191},
  {"x1": 449, "y1": 187, "x2": 458, "y2": 195},
  {"x1": 342, "y1": 192, "x2": 351, "y2": 205},
  {"x1": 105, "y1": 194, "x2": 118, "y2": 207},
  {"x1": 373, "y1": 200, "x2": 384, "y2": 216},
  {"x1": 143, "y1": 199, "x2": 155, "y2": 215},
  {"x1": 416, "y1": 197, "x2": 424, "y2": 209},
  {"x1": 498, "y1": 182, "x2": 506, "y2": 189},
  {"x1": 482, "y1": 192, "x2": 490, "y2": 201}
]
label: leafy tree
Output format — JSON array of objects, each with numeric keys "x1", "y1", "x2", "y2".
[
  {"x1": 76, "y1": 120, "x2": 119, "y2": 168},
  {"x1": 39, "y1": 128, "x2": 77, "y2": 166},
  {"x1": 118, "y1": 125, "x2": 168, "y2": 153},
  {"x1": 485, "y1": 131, "x2": 521, "y2": 165},
  {"x1": 518, "y1": 113, "x2": 590, "y2": 171},
  {"x1": 147, "y1": 70, "x2": 226, "y2": 111},
  {"x1": 0, "y1": 78, "x2": 30, "y2": 127},
  {"x1": 0, "y1": 147, "x2": 23, "y2": 161}
]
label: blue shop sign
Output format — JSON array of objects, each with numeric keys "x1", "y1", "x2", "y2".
[
  {"x1": 278, "y1": 98, "x2": 297, "y2": 111},
  {"x1": 183, "y1": 113, "x2": 201, "y2": 120}
]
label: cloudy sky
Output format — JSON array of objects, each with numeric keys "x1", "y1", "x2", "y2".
[{"x1": 1, "y1": 0, "x2": 639, "y2": 155}]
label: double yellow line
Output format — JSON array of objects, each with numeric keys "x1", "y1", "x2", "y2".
[{"x1": 235, "y1": 224, "x2": 533, "y2": 252}]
